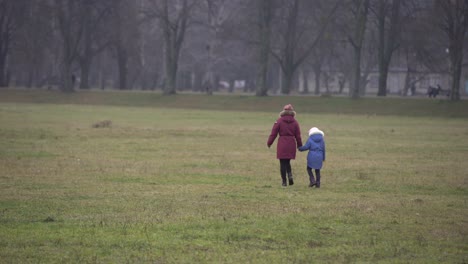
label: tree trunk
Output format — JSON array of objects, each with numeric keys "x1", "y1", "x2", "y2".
[
  {"x1": 447, "y1": 5, "x2": 466, "y2": 102},
  {"x1": 378, "y1": 63, "x2": 389, "y2": 95},
  {"x1": 0, "y1": 1, "x2": 26, "y2": 87},
  {"x1": 441, "y1": 0, "x2": 468, "y2": 101},
  {"x1": 351, "y1": 46, "x2": 362, "y2": 99},
  {"x1": 359, "y1": 72, "x2": 369, "y2": 96},
  {"x1": 61, "y1": 62, "x2": 73, "y2": 93},
  {"x1": 79, "y1": 57, "x2": 91, "y2": 89},
  {"x1": 0, "y1": 25, "x2": 10, "y2": 87},
  {"x1": 324, "y1": 72, "x2": 331, "y2": 93},
  {"x1": 377, "y1": 0, "x2": 387, "y2": 96},
  {"x1": 204, "y1": 44, "x2": 215, "y2": 95},
  {"x1": 350, "y1": 0, "x2": 369, "y2": 99},
  {"x1": 403, "y1": 64, "x2": 411, "y2": 96},
  {"x1": 164, "y1": 43, "x2": 178, "y2": 94},
  {"x1": 449, "y1": 47, "x2": 462, "y2": 101},
  {"x1": 55, "y1": 0, "x2": 84, "y2": 92},
  {"x1": 377, "y1": 0, "x2": 401, "y2": 96},
  {"x1": 302, "y1": 69, "x2": 309, "y2": 94},
  {"x1": 0, "y1": 25, "x2": 8, "y2": 87},
  {"x1": 164, "y1": 47, "x2": 177, "y2": 95},
  {"x1": 203, "y1": 71, "x2": 213, "y2": 95},
  {"x1": 255, "y1": 0, "x2": 272, "y2": 96},
  {"x1": 60, "y1": 60, "x2": 75, "y2": 92},
  {"x1": 26, "y1": 66, "x2": 36, "y2": 88},
  {"x1": 313, "y1": 64, "x2": 321, "y2": 95},
  {"x1": 0, "y1": 54, "x2": 7, "y2": 87},
  {"x1": 160, "y1": 0, "x2": 189, "y2": 95},
  {"x1": 117, "y1": 45, "x2": 127, "y2": 90},
  {"x1": 228, "y1": 79, "x2": 234, "y2": 93},
  {"x1": 100, "y1": 71, "x2": 106, "y2": 90},
  {"x1": 282, "y1": 70, "x2": 294, "y2": 95},
  {"x1": 79, "y1": 36, "x2": 92, "y2": 89}
]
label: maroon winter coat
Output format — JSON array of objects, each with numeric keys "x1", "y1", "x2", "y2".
[{"x1": 267, "y1": 114, "x2": 303, "y2": 159}]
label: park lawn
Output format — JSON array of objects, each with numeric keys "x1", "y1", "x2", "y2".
[{"x1": 0, "y1": 91, "x2": 467, "y2": 263}]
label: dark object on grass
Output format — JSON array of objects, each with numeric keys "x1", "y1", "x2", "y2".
[
  {"x1": 427, "y1": 85, "x2": 450, "y2": 98},
  {"x1": 43, "y1": 216, "x2": 55, "y2": 222},
  {"x1": 92, "y1": 120, "x2": 112, "y2": 128}
]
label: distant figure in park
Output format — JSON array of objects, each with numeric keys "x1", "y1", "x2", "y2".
[
  {"x1": 427, "y1": 84, "x2": 450, "y2": 98},
  {"x1": 267, "y1": 104, "x2": 303, "y2": 187},
  {"x1": 427, "y1": 85, "x2": 439, "y2": 98},
  {"x1": 427, "y1": 85, "x2": 440, "y2": 98},
  {"x1": 299, "y1": 127, "x2": 326, "y2": 188}
]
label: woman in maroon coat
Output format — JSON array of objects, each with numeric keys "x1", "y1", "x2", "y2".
[{"x1": 267, "y1": 104, "x2": 303, "y2": 186}]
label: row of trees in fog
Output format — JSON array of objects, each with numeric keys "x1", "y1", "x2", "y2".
[{"x1": 0, "y1": 0, "x2": 467, "y2": 100}]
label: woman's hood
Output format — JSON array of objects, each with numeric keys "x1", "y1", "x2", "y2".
[
  {"x1": 279, "y1": 110, "x2": 296, "y2": 118},
  {"x1": 279, "y1": 115, "x2": 296, "y2": 123}
]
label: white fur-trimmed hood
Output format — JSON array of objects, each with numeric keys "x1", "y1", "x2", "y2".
[{"x1": 308, "y1": 127, "x2": 324, "y2": 136}]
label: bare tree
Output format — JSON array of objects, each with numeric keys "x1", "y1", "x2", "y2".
[
  {"x1": 138, "y1": 1, "x2": 164, "y2": 91},
  {"x1": 344, "y1": 0, "x2": 370, "y2": 99},
  {"x1": 307, "y1": 34, "x2": 337, "y2": 95},
  {"x1": 53, "y1": 0, "x2": 87, "y2": 92},
  {"x1": 0, "y1": 0, "x2": 28, "y2": 87},
  {"x1": 77, "y1": 0, "x2": 113, "y2": 89},
  {"x1": 146, "y1": 0, "x2": 196, "y2": 95},
  {"x1": 7, "y1": 1, "x2": 47, "y2": 88},
  {"x1": 375, "y1": 0, "x2": 401, "y2": 96},
  {"x1": 435, "y1": 0, "x2": 468, "y2": 101},
  {"x1": 200, "y1": 0, "x2": 239, "y2": 95},
  {"x1": 394, "y1": 0, "x2": 430, "y2": 96},
  {"x1": 270, "y1": 0, "x2": 340, "y2": 95},
  {"x1": 255, "y1": 0, "x2": 274, "y2": 96},
  {"x1": 107, "y1": 0, "x2": 141, "y2": 90}
]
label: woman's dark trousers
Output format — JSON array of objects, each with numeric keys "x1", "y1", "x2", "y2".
[{"x1": 280, "y1": 159, "x2": 294, "y2": 186}]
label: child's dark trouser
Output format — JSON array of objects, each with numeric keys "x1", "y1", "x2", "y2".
[
  {"x1": 279, "y1": 159, "x2": 292, "y2": 185},
  {"x1": 307, "y1": 167, "x2": 321, "y2": 187}
]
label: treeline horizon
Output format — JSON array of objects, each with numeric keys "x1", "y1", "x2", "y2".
[{"x1": 0, "y1": 0, "x2": 467, "y2": 100}]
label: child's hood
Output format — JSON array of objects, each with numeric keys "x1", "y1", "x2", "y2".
[
  {"x1": 308, "y1": 127, "x2": 324, "y2": 143},
  {"x1": 308, "y1": 127, "x2": 324, "y2": 136}
]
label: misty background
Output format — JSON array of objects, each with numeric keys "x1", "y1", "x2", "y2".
[{"x1": 0, "y1": 0, "x2": 467, "y2": 100}]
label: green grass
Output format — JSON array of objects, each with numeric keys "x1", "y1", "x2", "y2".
[
  {"x1": 0, "y1": 89, "x2": 467, "y2": 263},
  {"x1": 1, "y1": 88, "x2": 468, "y2": 118}
]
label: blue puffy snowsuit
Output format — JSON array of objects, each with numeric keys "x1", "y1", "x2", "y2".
[{"x1": 298, "y1": 131, "x2": 326, "y2": 169}]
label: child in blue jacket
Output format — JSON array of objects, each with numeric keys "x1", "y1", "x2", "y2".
[{"x1": 298, "y1": 127, "x2": 326, "y2": 188}]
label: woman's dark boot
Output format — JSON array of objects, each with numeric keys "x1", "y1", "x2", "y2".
[
  {"x1": 281, "y1": 175, "x2": 287, "y2": 187},
  {"x1": 287, "y1": 172, "x2": 294, "y2": 186}
]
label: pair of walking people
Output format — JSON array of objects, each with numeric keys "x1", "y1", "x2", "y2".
[{"x1": 267, "y1": 104, "x2": 326, "y2": 187}]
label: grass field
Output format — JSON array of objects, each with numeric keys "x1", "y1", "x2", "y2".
[{"x1": 0, "y1": 89, "x2": 467, "y2": 263}]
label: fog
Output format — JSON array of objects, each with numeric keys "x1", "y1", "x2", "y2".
[{"x1": 0, "y1": 0, "x2": 466, "y2": 100}]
